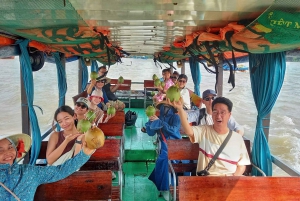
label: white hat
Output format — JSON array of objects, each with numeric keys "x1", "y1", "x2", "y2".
[{"x1": 0, "y1": 133, "x2": 32, "y2": 162}]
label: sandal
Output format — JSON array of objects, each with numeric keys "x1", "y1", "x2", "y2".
[{"x1": 141, "y1": 127, "x2": 147, "y2": 133}]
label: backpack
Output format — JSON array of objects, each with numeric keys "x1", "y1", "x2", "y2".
[
  {"x1": 125, "y1": 110, "x2": 138, "y2": 126},
  {"x1": 197, "y1": 108, "x2": 207, "y2": 125}
]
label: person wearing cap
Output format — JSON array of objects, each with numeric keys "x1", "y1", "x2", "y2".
[
  {"x1": 47, "y1": 106, "x2": 84, "y2": 166},
  {"x1": 0, "y1": 133, "x2": 95, "y2": 200},
  {"x1": 170, "y1": 96, "x2": 250, "y2": 176},
  {"x1": 74, "y1": 97, "x2": 90, "y2": 122},
  {"x1": 177, "y1": 74, "x2": 191, "y2": 110},
  {"x1": 145, "y1": 100, "x2": 181, "y2": 200},
  {"x1": 187, "y1": 89, "x2": 244, "y2": 135}
]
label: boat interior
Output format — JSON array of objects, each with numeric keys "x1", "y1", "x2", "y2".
[{"x1": 1, "y1": 0, "x2": 300, "y2": 200}]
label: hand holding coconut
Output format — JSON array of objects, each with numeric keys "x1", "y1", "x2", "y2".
[{"x1": 83, "y1": 126, "x2": 105, "y2": 153}]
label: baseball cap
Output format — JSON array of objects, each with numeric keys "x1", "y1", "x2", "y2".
[
  {"x1": 76, "y1": 97, "x2": 90, "y2": 108},
  {"x1": 202, "y1": 89, "x2": 217, "y2": 98}
]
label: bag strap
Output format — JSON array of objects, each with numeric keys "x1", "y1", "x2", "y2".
[
  {"x1": 0, "y1": 182, "x2": 21, "y2": 201},
  {"x1": 204, "y1": 130, "x2": 232, "y2": 171},
  {"x1": 159, "y1": 129, "x2": 167, "y2": 143},
  {"x1": 197, "y1": 108, "x2": 206, "y2": 125}
]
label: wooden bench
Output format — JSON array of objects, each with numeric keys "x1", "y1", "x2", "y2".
[
  {"x1": 72, "y1": 90, "x2": 88, "y2": 104},
  {"x1": 37, "y1": 139, "x2": 123, "y2": 201},
  {"x1": 110, "y1": 78, "x2": 132, "y2": 108},
  {"x1": 98, "y1": 123, "x2": 124, "y2": 137},
  {"x1": 34, "y1": 170, "x2": 112, "y2": 201},
  {"x1": 103, "y1": 110, "x2": 125, "y2": 124},
  {"x1": 144, "y1": 80, "x2": 156, "y2": 108},
  {"x1": 167, "y1": 138, "x2": 258, "y2": 201},
  {"x1": 178, "y1": 176, "x2": 300, "y2": 201}
]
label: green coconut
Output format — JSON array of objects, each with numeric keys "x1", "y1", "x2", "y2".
[
  {"x1": 77, "y1": 119, "x2": 91, "y2": 133},
  {"x1": 166, "y1": 86, "x2": 181, "y2": 102},
  {"x1": 154, "y1": 79, "x2": 161, "y2": 87},
  {"x1": 152, "y1": 74, "x2": 159, "y2": 80},
  {"x1": 107, "y1": 106, "x2": 116, "y2": 115},
  {"x1": 118, "y1": 76, "x2": 124, "y2": 84},
  {"x1": 86, "y1": 110, "x2": 96, "y2": 123},
  {"x1": 160, "y1": 81, "x2": 165, "y2": 88},
  {"x1": 90, "y1": 71, "x2": 98, "y2": 80},
  {"x1": 145, "y1": 105, "x2": 156, "y2": 117},
  {"x1": 151, "y1": 91, "x2": 156, "y2": 96},
  {"x1": 85, "y1": 127, "x2": 105, "y2": 149}
]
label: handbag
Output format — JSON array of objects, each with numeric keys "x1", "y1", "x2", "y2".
[{"x1": 197, "y1": 130, "x2": 232, "y2": 176}]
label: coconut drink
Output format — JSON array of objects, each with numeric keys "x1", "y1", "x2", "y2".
[
  {"x1": 77, "y1": 119, "x2": 92, "y2": 133},
  {"x1": 154, "y1": 79, "x2": 161, "y2": 87},
  {"x1": 107, "y1": 105, "x2": 116, "y2": 115},
  {"x1": 86, "y1": 110, "x2": 96, "y2": 123},
  {"x1": 145, "y1": 105, "x2": 156, "y2": 117},
  {"x1": 90, "y1": 71, "x2": 98, "y2": 80},
  {"x1": 152, "y1": 74, "x2": 159, "y2": 80},
  {"x1": 118, "y1": 76, "x2": 124, "y2": 84},
  {"x1": 166, "y1": 86, "x2": 181, "y2": 102},
  {"x1": 85, "y1": 126, "x2": 105, "y2": 149}
]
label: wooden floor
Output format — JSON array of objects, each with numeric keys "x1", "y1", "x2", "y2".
[{"x1": 120, "y1": 108, "x2": 167, "y2": 201}]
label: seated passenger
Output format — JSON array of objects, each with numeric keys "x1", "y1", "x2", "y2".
[
  {"x1": 47, "y1": 106, "x2": 84, "y2": 166},
  {"x1": 87, "y1": 75, "x2": 110, "y2": 110},
  {"x1": 171, "y1": 97, "x2": 251, "y2": 176},
  {"x1": 145, "y1": 100, "x2": 181, "y2": 200},
  {"x1": 153, "y1": 68, "x2": 174, "y2": 104},
  {"x1": 98, "y1": 66, "x2": 125, "y2": 111},
  {"x1": 0, "y1": 133, "x2": 95, "y2": 200},
  {"x1": 186, "y1": 89, "x2": 244, "y2": 135},
  {"x1": 74, "y1": 97, "x2": 90, "y2": 123},
  {"x1": 170, "y1": 71, "x2": 179, "y2": 84},
  {"x1": 177, "y1": 74, "x2": 191, "y2": 110}
]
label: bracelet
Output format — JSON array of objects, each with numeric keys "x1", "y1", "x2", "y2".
[{"x1": 75, "y1": 140, "x2": 82, "y2": 144}]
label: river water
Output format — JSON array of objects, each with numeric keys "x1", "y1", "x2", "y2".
[{"x1": 0, "y1": 57, "x2": 299, "y2": 175}]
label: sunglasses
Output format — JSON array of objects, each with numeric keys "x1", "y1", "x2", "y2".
[
  {"x1": 170, "y1": 76, "x2": 177, "y2": 79},
  {"x1": 178, "y1": 79, "x2": 186, "y2": 83},
  {"x1": 97, "y1": 80, "x2": 106, "y2": 83},
  {"x1": 204, "y1": 97, "x2": 215, "y2": 101},
  {"x1": 75, "y1": 103, "x2": 87, "y2": 109}
]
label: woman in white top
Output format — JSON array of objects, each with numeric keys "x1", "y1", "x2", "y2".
[{"x1": 177, "y1": 74, "x2": 191, "y2": 110}]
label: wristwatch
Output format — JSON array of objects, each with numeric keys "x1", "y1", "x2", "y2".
[{"x1": 75, "y1": 140, "x2": 82, "y2": 144}]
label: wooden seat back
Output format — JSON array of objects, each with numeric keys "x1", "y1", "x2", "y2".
[
  {"x1": 72, "y1": 90, "x2": 88, "y2": 104},
  {"x1": 144, "y1": 80, "x2": 154, "y2": 88},
  {"x1": 167, "y1": 139, "x2": 199, "y2": 173},
  {"x1": 98, "y1": 123, "x2": 124, "y2": 136},
  {"x1": 104, "y1": 110, "x2": 125, "y2": 124},
  {"x1": 179, "y1": 176, "x2": 300, "y2": 201},
  {"x1": 110, "y1": 79, "x2": 131, "y2": 91},
  {"x1": 34, "y1": 170, "x2": 112, "y2": 201}
]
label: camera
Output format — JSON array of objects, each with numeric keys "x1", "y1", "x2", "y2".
[{"x1": 196, "y1": 170, "x2": 210, "y2": 176}]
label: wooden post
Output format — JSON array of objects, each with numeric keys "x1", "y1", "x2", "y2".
[
  {"x1": 78, "y1": 58, "x2": 83, "y2": 94},
  {"x1": 216, "y1": 54, "x2": 223, "y2": 97},
  {"x1": 20, "y1": 68, "x2": 30, "y2": 164}
]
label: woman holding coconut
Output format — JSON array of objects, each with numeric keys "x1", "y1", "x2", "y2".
[
  {"x1": 47, "y1": 105, "x2": 84, "y2": 166},
  {"x1": 0, "y1": 132, "x2": 95, "y2": 201}
]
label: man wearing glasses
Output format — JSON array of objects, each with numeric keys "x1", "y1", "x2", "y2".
[{"x1": 187, "y1": 89, "x2": 244, "y2": 135}]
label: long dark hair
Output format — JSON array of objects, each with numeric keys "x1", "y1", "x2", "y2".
[{"x1": 52, "y1": 105, "x2": 75, "y2": 131}]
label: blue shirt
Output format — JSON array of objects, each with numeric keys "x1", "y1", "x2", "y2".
[{"x1": 0, "y1": 150, "x2": 90, "y2": 201}]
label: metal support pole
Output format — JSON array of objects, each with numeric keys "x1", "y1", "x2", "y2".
[
  {"x1": 181, "y1": 59, "x2": 185, "y2": 74},
  {"x1": 78, "y1": 58, "x2": 83, "y2": 94},
  {"x1": 217, "y1": 54, "x2": 223, "y2": 97},
  {"x1": 60, "y1": 53, "x2": 66, "y2": 105},
  {"x1": 20, "y1": 68, "x2": 30, "y2": 164},
  {"x1": 263, "y1": 113, "x2": 271, "y2": 141}
]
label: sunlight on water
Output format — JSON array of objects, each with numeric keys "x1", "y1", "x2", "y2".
[{"x1": 0, "y1": 57, "x2": 299, "y2": 175}]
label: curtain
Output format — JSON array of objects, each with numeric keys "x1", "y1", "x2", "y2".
[
  {"x1": 189, "y1": 57, "x2": 201, "y2": 96},
  {"x1": 249, "y1": 52, "x2": 286, "y2": 176}
]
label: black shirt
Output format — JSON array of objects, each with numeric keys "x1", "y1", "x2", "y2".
[{"x1": 103, "y1": 83, "x2": 118, "y2": 101}]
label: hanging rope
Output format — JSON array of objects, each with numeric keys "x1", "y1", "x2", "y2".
[
  {"x1": 91, "y1": 60, "x2": 98, "y2": 72},
  {"x1": 80, "y1": 57, "x2": 88, "y2": 92},
  {"x1": 53, "y1": 52, "x2": 67, "y2": 107},
  {"x1": 16, "y1": 39, "x2": 41, "y2": 165}
]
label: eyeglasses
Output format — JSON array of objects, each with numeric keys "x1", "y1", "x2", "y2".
[
  {"x1": 178, "y1": 80, "x2": 186, "y2": 83},
  {"x1": 212, "y1": 110, "x2": 228, "y2": 116},
  {"x1": 97, "y1": 80, "x2": 106, "y2": 83},
  {"x1": 170, "y1": 76, "x2": 177, "y2": 79},
  {"x1": 204, "y1": 97, "x2": 215, "y2": 101},
  {"x1": 75, "y1": 103, "x2": 87, "y2": 109}
]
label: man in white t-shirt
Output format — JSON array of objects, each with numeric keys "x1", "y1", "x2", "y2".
[
  {"x1": 171, "y1": 96, "x2": 250, "y2": 176},
  {"x1": 187, "y1": 89, "x2": 244, "y2": 135}
]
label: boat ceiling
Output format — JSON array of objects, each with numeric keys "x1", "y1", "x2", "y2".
[{"x1": 0, "y1": 0, "x2": 300, "y2": 64}]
